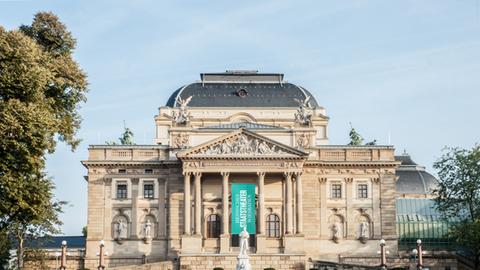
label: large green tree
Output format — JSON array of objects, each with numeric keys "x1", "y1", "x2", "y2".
[
  {"x1": 0, "y1": 11, "x2": 87, "y2": 267},
  {"x1": 433, "y1": 145, "x2": 480, "y2": 269}
]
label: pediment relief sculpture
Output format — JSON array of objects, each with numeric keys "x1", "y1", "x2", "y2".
[{"x1": 197, "y1": 134, "x2": 288, "y2": 156}]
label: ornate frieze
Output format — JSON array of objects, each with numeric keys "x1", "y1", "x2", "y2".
[{"x1": 198, "y1": 134, "x2": 287, "y2": 156}]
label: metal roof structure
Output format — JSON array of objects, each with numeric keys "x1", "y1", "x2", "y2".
[
  {"x1": 166, "y1": 72, "x2": 319, "y2": 108},
  {"x1": 395, "y1": 154, "x2": 439, "y2": 195}
]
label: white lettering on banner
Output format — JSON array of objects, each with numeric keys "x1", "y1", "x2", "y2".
[{"x1": 239, "y1": 190, "x2": 247, "y2": 229}]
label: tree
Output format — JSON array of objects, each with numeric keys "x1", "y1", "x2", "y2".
[
  {"x1": 433, "y1": 145, "x2": 480, "y2": 269},
  {"x1": 82, "y1": 226, "x2": 87, "y2": 237},
  {"x1": 0, "y1": 11, "x2": 87, "y2": 267},
  {"x1": 0, "y1": 229, "x2": 11, "y2": 270}
]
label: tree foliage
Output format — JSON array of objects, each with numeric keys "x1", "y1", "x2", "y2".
[
  {"x1": 0, "y1": 11, "x2": 87, "y2": 267},
  {"x1": 433, "y1": 145, "x2": 480, "y2": 268}
]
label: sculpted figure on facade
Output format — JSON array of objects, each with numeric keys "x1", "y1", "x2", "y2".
[
  {"x1": 294, "y1": 96, "x2": 313, "y2": 125},
  {"x1": 359, "y1": 221, "x2": 369, "y2": 242},
  {"x1": 331, "y1": 223, "x2": 340, "y2": 243},
  {"x1": 144, "y1": 219, "x2": 152, "y2": 238},
  {"x1": 115, "y1": 217, "x2": 128, "y2": 242},
  {"x1": 296, "y1": 133, "x2": 310, "y2": 149},
  {"x1": 199, "y1": 134, "x2": 287, "y2": 156},
  {"x1": 173, "y1": 133, "x2": 189, "y2": 148},
  {"x1": 172, "y1": 95, "x2": 193, "y2": 125}
]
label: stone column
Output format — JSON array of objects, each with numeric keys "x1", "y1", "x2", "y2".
[
  {"x1": 345, "y1": 177, "x2": 354, "y2": 238},
  {"x1": 183, "y1": 172, "x2": 191, "y2": 235},
  {"x1": 221, "y1": 172, "x2": 230, "y2": 235},
  {"x1": 194, "y1": 172, "x2": 202, "y2": 236},
  {"x1": 131, "y1": 178, "x2": 139, "y2": 238},
  {"x1": 220, "y1": 172, "x2": 230, "y2": 253},
  {"x1": 285, "y1": 172, "x2": 293, "y2": 235},
  {"x1": 295, "y1": 172, "x2": 303, "y2": 234},
  {"x1": 257, "y1": 172, "x2": 266, "y2": 235}
]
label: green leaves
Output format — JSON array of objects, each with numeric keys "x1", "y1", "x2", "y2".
[
  {"x1": 0, "y1": 12, "x2": 87, "y2": 267},
  {"x1": 433, "y1": 145, "x2": 480, "y2": 265}
]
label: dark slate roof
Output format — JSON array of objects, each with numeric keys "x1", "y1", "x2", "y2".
[
  {"x1": 22, "y1": 236, "x2": 86, "y2": 249},
  {"x1": 166, "y1": 82, "x2": 319, "y2": 108},
  {"x1": 395, "y1": 154, "x2": 439, "y2": 195},
  {"x1": 199, "y1": 122, "x2": 286, "y2": 130}
]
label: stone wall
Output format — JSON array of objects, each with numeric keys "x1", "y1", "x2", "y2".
[
  {"x1": 109, "y1": 261, "x2": 174, "y2": 270},
  {"x1": 180, "y1": 254, "x2": 305, "y2": 270}
]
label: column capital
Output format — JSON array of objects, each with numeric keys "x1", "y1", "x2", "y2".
[
  {"x1": 344, "y1": 177, "x2": 354, "y2": 183},
  {"x1": 294, "y1": 172, "x2": 303, "y2": 177},
  {"x1": 283, "y1": 171, "x2": 294, "y2": 178},
  {"x1": 256, "y1": 171, "x2": 266, "y2": 178},
  {"x1": 220, "y1": 172, "x2": 230, "y2": 178},
  {"x1": 193, "y1": 172, "x2": 202, "y2": 178},
  {"x1": 182, "y1": 171, "x2": 192, "y2": 176}
]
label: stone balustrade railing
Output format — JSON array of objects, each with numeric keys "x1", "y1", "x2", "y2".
[
  {"x1": 313, "y1": 145, "x2": 395, "y2": 162},
  {"x1": 88, "y1": 145, "x2": 169, "y2": 161}
]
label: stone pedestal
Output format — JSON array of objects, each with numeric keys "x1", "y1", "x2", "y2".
[
  {"x1": 283, "y1": 235, "x2": 305, "y2": 254},
  {"x1": 255, "y1": 234, "x2": 266, "y2": 253},
  {"x1": 181, "y1": 235, "x2": 202, "y2": 253},
  {"x1": 220, "y1": 234, "x2": 230, "y2": 253},
  {"x1": 236, "y1": 254, "x2": 251, "y2": 270}
]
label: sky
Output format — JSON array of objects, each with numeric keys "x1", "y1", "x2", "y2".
[{"x1": 1, "y1": 0, "x2": 479, "y2": 236}]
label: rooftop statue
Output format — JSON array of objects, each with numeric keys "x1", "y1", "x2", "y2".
[
  {"x1": 172, "y1": 95, "x2": 193, "y2": 125},
  {"x1": 294, "y1": 96, "x2": 313, "y2": 125}
]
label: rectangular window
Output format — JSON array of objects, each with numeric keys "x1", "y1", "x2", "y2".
[
  {"x1": 118, "y1": 169, "x2": 126, "y2": 174},
  {"x1": 357, "y1": 184, "x2": 368, "y2": 199},
  {"x1": 144, "y1": 182, "x2": 154, "y2": 199},
  {"x1": 331, "y1": 184, "x2": 342, "y2": 198},
  {"x1": 145, "y1": 169, "x2": 153, "y2": 174},
  {"x1": 117, "y1": 182, "x2": 128, "y2": 199}
]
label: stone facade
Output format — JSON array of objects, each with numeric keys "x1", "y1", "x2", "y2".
[{"x1": 81, "y1": 72, "x2": 403, "y2": 270}]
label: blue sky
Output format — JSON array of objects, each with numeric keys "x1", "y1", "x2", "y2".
[{"x1": 1, "y1": 0, "x2": 479, "y2": 235}]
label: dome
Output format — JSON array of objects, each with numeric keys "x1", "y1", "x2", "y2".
[
  {"x1": 165, "y1": 71, "x2": 319, "y2": 108},
  {"x1": 395, "y1": 154, "x2": 439, "y2": 196}
]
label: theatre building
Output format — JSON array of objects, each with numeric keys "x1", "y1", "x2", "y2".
[{"x1": 82, "y1": 71, "x2": 420, "y2": 269}]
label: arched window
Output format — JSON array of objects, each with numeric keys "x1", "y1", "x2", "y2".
[
  {"x1": 266, "y1": 214, "x2": 280, "y2": 238},
  {"x1": 206, "y1": 214, "x2": 221, "y2": 238}
]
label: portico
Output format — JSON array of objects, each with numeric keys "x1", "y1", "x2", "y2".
[{"x1": 177, "y1": 129, "x2": 308, "y2": 254}]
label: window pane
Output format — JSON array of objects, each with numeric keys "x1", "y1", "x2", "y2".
[
  {"x1": 117, "y1": 184, "x2": 127, "y2": 199},
  {"x1": 207, "y1": 214, "x2": 221, "y2": 238},
  {"x1": 357, "y1": 184, "x2": 368, "y2": 199},
  {"x1": 332, "y1": 184, "x2": 342, "y2": 198},
  {"x1": 266, "y1": 214, "x2": 280, "y2": 238},
  {"x1": 144, "y1": 183, "x2": 154, "y2": 199}
]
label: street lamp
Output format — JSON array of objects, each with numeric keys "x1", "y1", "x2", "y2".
[
  {"x1": 60, "y1": 240, "x2": 67, "y2": 270},
  {"x1": 379, "y1": 239, "x2": 387, "y2": 270},
  {"x1": 416, "y1": 239, "x2": 423, "y2": 270},
  {"x1": 98, "y1": 240, "x2": 105, "y2": 270}
]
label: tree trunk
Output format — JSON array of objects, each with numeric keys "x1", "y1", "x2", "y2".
[
  {"x1": 17, "y1": 237, "x2": 24, "y2": 269},
  {"x1": 475, "y1": 254, "x2": 479, "y2": 270}
]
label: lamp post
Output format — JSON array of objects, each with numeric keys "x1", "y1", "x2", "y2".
[
  {"x1": 98, "y1": 240, "x2": 105, "y2": 270},
  {"x1": 60, "y1": 240, "x2": 67, "y2": 270},
  {"x1": 416, "y1": 239, "x2": 423, "y2": 270},
  {"x1": 379, "y1": 239, "x2": 387, "y2": 270}
]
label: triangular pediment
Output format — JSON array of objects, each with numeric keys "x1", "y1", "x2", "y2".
[{"x1": 177, "y1": 129, "x2": 308, "y2": 159}]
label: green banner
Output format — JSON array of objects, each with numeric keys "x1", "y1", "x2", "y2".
[{"x1": 231, "y1": 183, "x2": 256, "y2": 234}]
